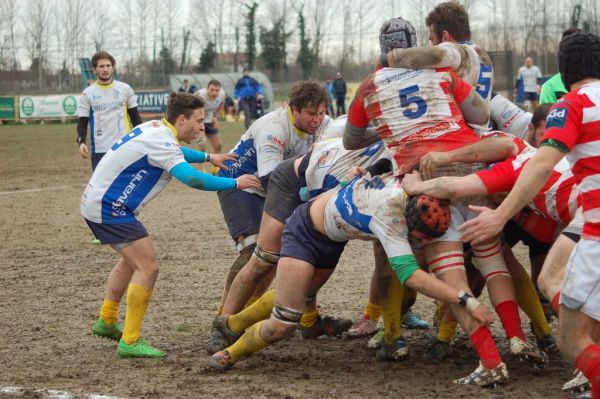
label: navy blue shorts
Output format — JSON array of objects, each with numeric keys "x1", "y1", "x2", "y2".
[
  {"x1": 218, "y1": 188, "x2": 264, "y2": 242},
  {"x1": 91, "y1": 152, "x2": 106, "y2": 171},
  {"x1": 524, "y1": 91, "x2": 539, "y2": 101},
  {"x1": 204, "y1": 122, "x2": 219, "y2": 137},
  {"x1": 280, "y1": 202, "x2": 348, "y2": 269},
  {"x1": 503, "y1": 219, "x2": 550, "y2": 258},
  {"x1": 84, "y1": 218, "x2": 148, "y2": 244}
]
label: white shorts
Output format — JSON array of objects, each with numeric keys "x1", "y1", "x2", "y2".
[
  {"x1": 562, "y1": 207, "x2": 583, "y2": 237},
  {"x1": 560, "y1": 238, "x2": 600, "y2": 321}
]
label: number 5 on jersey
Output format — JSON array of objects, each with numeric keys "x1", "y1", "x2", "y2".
[{"x1": 399, "y1": 85, "x2": 427, "y2": 119}]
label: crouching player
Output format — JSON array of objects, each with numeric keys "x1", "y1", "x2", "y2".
[
  {"x1": 208, "y1": 172, "x2": 513, "y2": 387},
  {"x1": 82, "y1": 93, "x2": 261, "y2": 358}
]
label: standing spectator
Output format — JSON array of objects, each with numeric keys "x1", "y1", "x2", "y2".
[
  {"x1": 234, "y1": 67, "x2": 264, "y2": 129},
  {"x1": 332, "y1": 72, "x2": 347, "y2": 116},
  {"x1": 195, "y1": 79, "x2": 226, "y2": 154},
  {"x1": 178, "y1": 79, "x2": 192, "y2": 93},
  {"x1": 322, "y1": 77, "x2": 335, "y2": 115},
  {"x1": 517, "y1": 57, "x2": 543, "y2": 110},
  {"x1": 77, "y1": 51, "x2": 142, "y2": 171}
]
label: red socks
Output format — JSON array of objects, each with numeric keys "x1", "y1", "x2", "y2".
[
  {"x1": 470, "y1": 326, "x2": 502, "y2": 369},
  {"x1": 575, "y1": 344, "x2": 600, "y2": 398},
  {"x1": 551, "y1": 292, "x2": 560, "y2": 316},
  {"x1": 495, "y1": 300, "x2": 526, "y2": 340}
]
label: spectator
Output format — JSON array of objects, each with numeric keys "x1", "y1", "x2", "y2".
[
  {"x1": 178, "y1": 79, "x2": 192, "y2": 93},
  {"x1": 332, "y1": 72, "x2": 347, "y2": 116},
  {"x1": 322, "y1": 77, "x2": 335, "y2": 115},
  {"x1": 234, "y1": 66, "x2": 264, "y2": 129},
  {"x1": 517, "y1": 57, "x2": 543, "y2": 110}
]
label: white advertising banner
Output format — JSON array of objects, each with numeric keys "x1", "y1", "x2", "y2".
[{"x1": 19, "y1": 94, "x2": 80, "y2": 119}]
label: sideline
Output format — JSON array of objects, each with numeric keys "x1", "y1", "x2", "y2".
[
  {"x1": 0, "y1": 184, "x2": 84, "y2": 196},
  {"x1": 0, "y1": 386, "x2": 123, "y2": 399}
]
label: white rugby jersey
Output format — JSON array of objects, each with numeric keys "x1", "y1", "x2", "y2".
[
  {"x1": 489, "y1": 94, "x2": 531, "y2": 139},
  {"x1": 195, "y1": 87, "x2": 226, "y2": 120},
  {"x1": 323, "y1": 173, "x2": 412, "y2": 258},
  {"x1": 81, "y1": 119, "x2": 186, "y2": 224},
  {"x1": 305, "y1": 138, "x2": 391, "y2": 196},
  {"x1": 78, "y1": 80, "x2": 138, "y2": 154},
  {"x1": 218, "y1": 106, "x2": 331, "y2": 196}
]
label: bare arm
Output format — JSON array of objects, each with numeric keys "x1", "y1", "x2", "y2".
[
  {"x1": 459, "y1": 89, "x2": 489, "y2": 126},
  {"x1": 402, "y1": 172, "x2": 487, "y2": 200},
  {"x1": 386, "y1": 45, "x2": 462, "y2": 70},
  {"x1": 343, "y1": 121, "x2": 380, "y2": 150}
]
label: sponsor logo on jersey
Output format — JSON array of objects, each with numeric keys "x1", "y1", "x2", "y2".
[
  {"x1": 546, "y1": 107, "x2": 568, "y2": 129},
  {"x1": 111, "y1": 170, "x2": 148, "y2": 216},
  {"x1": 267, "y1": 134, "x2": 285, "y2": 149},
  {"x1": 318, "y1": 149, "x2": 338, "y2": 168}
]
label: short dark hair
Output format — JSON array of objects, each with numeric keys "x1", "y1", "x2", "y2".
[
  {"x1": 207, "y1": 79, "x2": 221, "y2": 87},
  {"x1": 426, "y1": 2, "x2": 471, "y2": 42},
  {"x1": 562, "y1": 27, "x2": 582, "y2": 40},
  {"x1": 166, "y1": 93, "x2": 205, "y2": 124},
  {"x1": 92, "y1": 51, "x2": 116, "y2": 68},
  {"x1": 288, "y1": 81, "x2": 328, "y2": 111},
  {"x1": 531, "y1": 103, "x2": 553, "y2": 128}
]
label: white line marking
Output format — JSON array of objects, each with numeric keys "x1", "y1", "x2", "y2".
[
  {"x1": 0, "y1": 184, "x2": 86, "y2": 196},
  {"x1": 0, "y1": 386, "x2": 123, "y2": 399}
]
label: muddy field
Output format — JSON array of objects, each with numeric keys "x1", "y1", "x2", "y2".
[{"x1": 0, "y1": 122, "x2": 575, "y2": 398}]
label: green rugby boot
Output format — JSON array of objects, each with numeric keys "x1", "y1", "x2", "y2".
[
  {"x1": 118, "y1": 338, "x2": 166, "y2": 358},
  {"x1": 92, "y1": 319, "x2": 123, "y2": 342}
]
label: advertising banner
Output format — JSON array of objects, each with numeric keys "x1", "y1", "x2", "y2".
[
  {"x1": 137, "y1": 91, "x2": 170, "y2": 114},
  {"x1": 19, "y1": 94, "x2": 79, "y2": 119},
  {"x1": 0, "y1": 97, "x2": 17, "y2": 120}
]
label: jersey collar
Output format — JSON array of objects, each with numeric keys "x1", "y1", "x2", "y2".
[
  {"x1": 161, "y1": 118, "x2": 178, "y2": 139},
  {"x1": 287, "y1": 107, "x2": 308, "y2": 139},
  {"x1": 95, "y1": 80, "x2": 114, "y2": 89}
]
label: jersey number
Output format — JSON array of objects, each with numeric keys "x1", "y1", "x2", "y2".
[
  {"x1": 399, "y1": 85, "x2": 427, "y2": 119},
  {"x1": 476, "y1": 63, "x2": 493, "y2": 99}
]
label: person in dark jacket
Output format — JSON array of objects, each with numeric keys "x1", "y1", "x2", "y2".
[
  {"x1": 332, "y1": 72, "x2": 347, "y2": 116},
  {"x1": 234, "y1": 67, "x2": 264, "y2": 129}
]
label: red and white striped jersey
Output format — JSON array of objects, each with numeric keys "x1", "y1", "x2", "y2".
[
  {"x1": 476, "y1": 133, "x2": 578, "y2": 225},
  {"x1": 542, "y1": 82, "x2": 600, "y2": 240},
  {"x1": 347, "y1": 67, "x2": 478, "y2": 175}
]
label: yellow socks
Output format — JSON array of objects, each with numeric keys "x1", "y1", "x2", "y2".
[
  {"x1": 228, "y1": 289, "x2": 275, "y2": 334},
  {"x1": 216, "y1": 303, "x2": 224, "y2": 316},
  {"x1": 244, "y1": 295, "x2": 260, "y2": 308},
  {"x1": 300, "y1": 308, "x2": 319, "y2": 329},
  {"x1": 437, "y1": 316, "x2": 458, "y2": 343},
  {"x1": 381, "y1": 275, "x2": 403, "y2": 345},
  {"x1": 122, "y1": 284, "x2": 152, "y2": 345},
  {"x1": 364, "y1": 302, "x2": 382, "y2": 321},
  {"x1": 227, "y1": 320, "x2": 269, "y2": 363},
  {"x1": 99, "y1": 299, "x2": 119, "y2": 325},
  {"x1": 513, "y1": 271, "x2": 552, "y2": 337}
]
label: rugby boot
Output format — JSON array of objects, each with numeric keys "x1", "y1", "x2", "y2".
[
  {"x1": 92, "y1": 319, "x2": 123, "y2": 342},
  {"x1": 368, "y1": 328, "x2": 385, "y2": 349},
  {"x1": 375, "y1": 337, "x2": 409, "y2": 361},
  {"x1": 206, "y1": 317, "x2": 228, "y2": 355},
  {"x1": 563, "y1": 369, "x2": 590, "y2": 393},
  {"x1": 423, "y1": 339, "x2": 453, "y2": 362},
  {"x1": 207, "y1": 350, "x2": 234, "y2": 371},
  {"x1": 509, "y1": 336, "x2": 549, "y2": 367},
  {"x1": 346, "y1": 315, "x2": 380, "y2": 338},
  {"x1": 118, "y1": 338, "x2": 166, "y2": 358},
  {"x1": 300, "y1": 315, "x2": 352, "y2": 339},
  {"x1": 535, "y1": 334, "x2": 558, "y2": 354},
  {"x1": 454, "y1": 361, "x2": 509, "y2": 387},
  {"x1": 402, "y1": 311, "x2": 430, "y2": 329},
  {"x1": 213, "y1": 315, "x2": 243, "y2": 346}
]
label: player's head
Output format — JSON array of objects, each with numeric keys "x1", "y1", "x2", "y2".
[
  {"x1": 288, "y1": 80, "x2": 328, "y2": 135},
  {"x1": 526, "y1": 103, "x2": 553, "y2": 148},
  {"x1": 559, "y1": 31, "x2": 600, "y2": 90},
  {"x1": 166, "y1": 92, "x2": 206, "y2": 144},
  {"x1": 405, "y1": 194, "x2": 451, "y2": 240},
  {"x1": 207, "y1": 79, "x2": 221, "y2": 99},
  {"x1": 562, "y1": 27, "x2": 582, "y2": 40},
  {"x1": 426, "y1": 2, "x2": 470, "y2": 45},
  {"x1": 379, "y1": 17, "x2": 417, "y2": 53},
  {"x1": 91, "y1": 51, "x2": 115, "y2": 83},
  {"x1": 524, "y1": 57, "x2": 534, "y2": 67}
]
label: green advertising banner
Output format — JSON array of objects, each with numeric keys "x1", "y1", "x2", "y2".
[
  {"x1": 0, "y1": 97, "x2": 17, "y2": 120},
  {"x1": 19, "y1": 94, "x2": 80, "y2": 119}
]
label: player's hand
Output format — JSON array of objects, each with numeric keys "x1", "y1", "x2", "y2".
[
  {"x1": 401, "y1": 171, "x2": 423, "y2": 195},
  {"x1": 79, "y1": 143, "x2": 89, "y2": 158},
  {"x1": 459, "y1": 205, "x2": 507, "y2": 245},
  {"x1": 235, "y1": 174, "x2": 262, "y2": 190},
  {"x1": 209, "y1": 153, "x2": 238, "y2": 170},
  {"x1": 346, "y1": 166, "x2": 367, "y2": 181},
  {"x1": 468, "y1": 303, "x2": 495, "y2": 327},
  {"x1": 213, "y1": 117, "x2": 219, "y2": 129},
  {"x1": 419, "y1": 152, "x2": 448, "y2": 180}
]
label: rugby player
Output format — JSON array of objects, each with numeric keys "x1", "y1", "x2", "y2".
[
  {"x1": 459, "y1": 32, "x2": 600, "y2": 398},
  {"x1": 82, "y1": 93, "x2": 260, "y2": 358},
  {"x1": 194, "y1": 79, "x2": 226, "y2": 154},
  {"x1": 77, "y1": 51, "x2": 143, "y2": 170},
  {"x1": 207, "y1": 81, "x2": 330, "y2": 352},
  {"x1": 208, "y1": 172, "x2": 506, "y2": 386}
]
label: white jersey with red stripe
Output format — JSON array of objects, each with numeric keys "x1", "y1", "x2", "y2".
[
  {"x1": 476, "y1": 133, "x2": 578, "y2": 225},
  {"x1": 543, "y1": 82, "x2": 600, "y2": 240},
  {"x1": 347, "y1": 67, "x2": 478, "y2": 175},
  {"x1": 323, "y1": 173, "x2": 412, "y2": 258}
]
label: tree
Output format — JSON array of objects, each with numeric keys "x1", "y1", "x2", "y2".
[
  {"x1": 259, "y1": 18, "x2": 292, "y2": 80},
  {"x1": 244, "y1": 2, "x2": 258, "y2": 70},
  {"x1": 23, "y1": 0, "x2": 51, "y2": 89},
  {"x1": 197, "y1": 41, "x2": 218, "y2": 72},
  {"x1": 297, "y1": 10, "x2": 315, "y2": 79}
]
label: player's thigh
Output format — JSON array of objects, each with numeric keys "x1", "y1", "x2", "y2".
[
  {"x1": 118, "y1": 236, "x2": 157, "y2": 270},
  {"x1": 275, "y1": 257, "x2": 314, "y2": 310},
  {"x1": 257, "y1": 212, "x2": 285, "y2": 253},
  {"x1": 538, "y1": 234, "x2": 576, "y2": 293}
]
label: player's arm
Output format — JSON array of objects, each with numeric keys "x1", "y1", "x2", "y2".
[
  {"x1": 181, "y1": 147, "x2": 238, "y2": 170},
  {"x1": 459, "y1": 89, "x2": 489, "y2": 126},
  {"x1": 127, "y1": 107, "x2": 143, "y2": 127},
  {"x1": 76, "y1": 117, "x2": 89, "y2": 158},
  {"x1": 402, "y1": 171, "x2": 487, "y2": 200},
  {"x1": 170, "y1": 162, "x2": 261, "y2": 191},
  {"x1": 255, "y1": 132, "x2": 286, "y2": 190},
  {"x1": 384, "y1": 44, "x2": 462, "y2": 70},
  {"x1": 343, "y1": 83, "x2": 381, "y2": 150}
]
